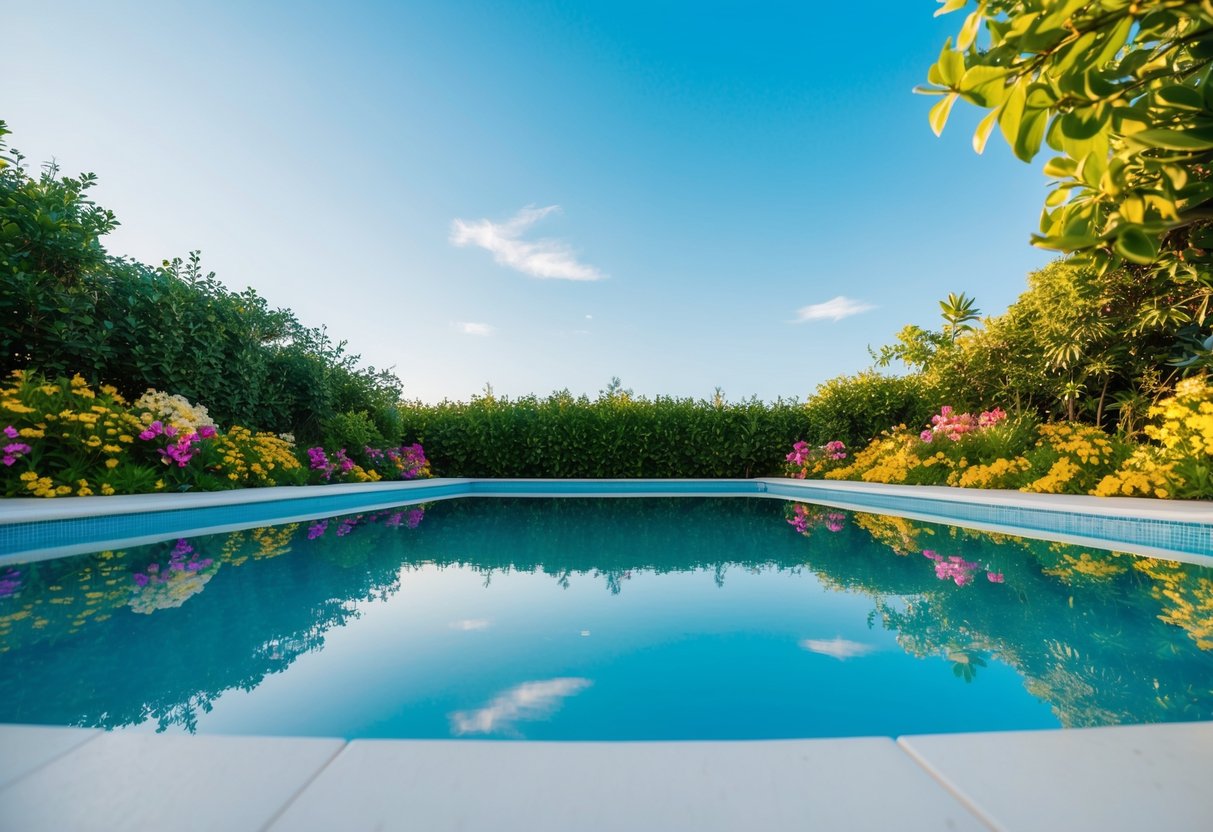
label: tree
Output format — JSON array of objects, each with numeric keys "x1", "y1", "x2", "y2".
[
  {"x1": 940, "y1": 291, "x2": 982, "y2": 340},
  {"x1": 921, "y1": 1, "x2": 1213, "y2": 298}
]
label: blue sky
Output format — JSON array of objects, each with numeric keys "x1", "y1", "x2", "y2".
[{"x1": 3, "y1": 1, "x2": 1053, "y2": 403}]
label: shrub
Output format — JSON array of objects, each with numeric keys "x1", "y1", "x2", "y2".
[
  {"x1": 1094, "y1": 378, "x2": 1213, "y2": 500},
  {"x1": 801, "y1": 372, "x2": 933, "y2": 449}
]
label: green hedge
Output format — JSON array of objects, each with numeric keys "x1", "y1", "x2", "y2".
[{"x1": 398, "y1": 393, "x2": 813, "y2": 477}]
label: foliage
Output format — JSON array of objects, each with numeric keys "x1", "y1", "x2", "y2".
[
  {"x1": 800, "y1": 371, "x2": 935, "y2": 448},
  {"x1": 0, "y1": 123, "x2": 403, "y2": 443},
  {"x1": 0, "y1": 370, "x2": 427, "y2": 496},
  {"x1": 1095, "y1": 374, "x2": 1213, "y2": 497},
  {"x1": 923, "y1": 0, "x2": 1213, "y2": 290},
  {"x1": 877, "y1": 261, "x2": 1192, "y2": 427},
  {"x1": 399, "y1": 389, "x2": 816, "y2": 478}
]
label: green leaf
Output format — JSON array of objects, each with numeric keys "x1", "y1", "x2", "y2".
[
  {"x1": 1014, "y1": 108, "x2": 1048, "y2": 162},
  {"x1": 1043, "y1": 156, "x2": 1077, "y2": 178},
  {"x1": 1114, "y1": 228, "x2": 1158, "y2": 264},
  {"x1": 958, "y1": 65, "x2": 1008, "y2": 106},
  {"x1": 1130, "y1": 128, "x2": 1213, "y2": 150},
  {"x1": 1156, "y1": 85, "x2": 1205, "y2": 112},
  {"x1": 929, "y1": 93, "x2": 959, "y2": 136},
  {"x1": 957, "y1": 10, "x2": 981, "y2": 50},
  {"x1": 998, "y1": 79, "x2": 1027, "y2": 149},
  {"x1": 972, "y1": 109, "x2": 999, "y2": 154},
  {"x1": 934, "y1": 0, "x2": 968, "y2": 17}
]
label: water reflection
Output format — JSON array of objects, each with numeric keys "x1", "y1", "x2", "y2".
[
  {"x1": 449, "y1": 678, "x2": 592, "y2": 737},
  {"x1": 800, "y1": 637, "x2": 878, "y2": 660},
  {"x1": 0, "y1": 497, "x2": 1210, "y2": 737}
]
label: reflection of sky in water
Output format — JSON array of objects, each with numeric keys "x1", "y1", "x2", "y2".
[
  {"x1": 450, "y1": 678, "x2": 592, "y2": 736},
  {"x1": 1, "y1": 497, "x2": 1211, "y2": 741},
  {"x1": 800, "y1": 637, "x2": 878, "y2": 660}
]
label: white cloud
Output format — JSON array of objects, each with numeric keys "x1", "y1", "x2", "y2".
[
  {"x1": 794, "y1": 296, "x2": 875, "y2": 323},
  {"x1": 800, "y1": 637, "x2": 877, "y2": 660},
  {"x1": 449, "y1": 677, "x2": 591, "y2": 736},
  {"x1": 449, "y1": 618, "x2": 492, "y2": 631},
  {"x1": 454, "y1": 322, "x2": 495, "y2": 336},
  {"x1": 450, "y1": 205, "x2": 604, "y2": 281}
]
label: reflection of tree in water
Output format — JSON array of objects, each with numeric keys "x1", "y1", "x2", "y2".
[{"x1": 794, "y1": 506, "x2": 1213, "y2": 727}]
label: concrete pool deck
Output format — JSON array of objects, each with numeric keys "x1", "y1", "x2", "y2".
[
  {"x1": 2, "y1": 480, "x2": 1211, "y2": 829},
  {"x1": 1, "y1": 721, "x2": 1212, "y2": 830}
]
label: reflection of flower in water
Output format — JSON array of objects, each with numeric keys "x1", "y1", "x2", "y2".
[
  {"x1": 129, "y1": 539, "x2": 218, "y2": 614},
  {"x1": 0, "y1": 568, "x2": 21, "y2": 598},
  {"x1": 922, "y1": 550, "x2": 1003, "y2": 587},
  {"x1": 800, "y1": 637, "x2": 877, "y2": 660},
  {"x1": 787, "y1": 503, "x2": 847, "y2": 536},
  {"x1": 449, "y1": 677, "x2": 591, "y2": 736}
]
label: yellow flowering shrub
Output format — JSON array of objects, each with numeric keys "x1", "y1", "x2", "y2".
[
  {"x1": 949, "y1": 456, "x2": 1031, "y2": 489},
  {"x1": 210, "y1": 426, "x2": 305, "y2": 487},
  {"x1": 133, "y1": 389, "x2": 214, "y2": 432},
  {"x1": 1095, "y1": 377, "x2": 1213, "y2": 500},
  {"x1": 0, "y1": 370, "x2": 157, "y2": 497},
  {"x1": 1134, "y1": 556, "x2": 1213, "y2": 650},
  {"x1": 1022, "y1": 423, "x2": 1122, "y2": 495}
]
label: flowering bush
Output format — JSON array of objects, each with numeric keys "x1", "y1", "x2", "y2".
[
  {"x1": 1094, "y1": 378, "x2": 1213, "y2": 500},
  {"x1": 920, "y1": 406, "x2": 1006, "y2": 443},
  {"x1": 364, "y1": 443, "x2": 431, "y2": 480},
  {"x1": 784, "y1": 440, "x2": 847, "y2": 479},
  {"x1": 0, "y1": 370, "x2": 429, "y2": 496},
  {"x1": 304, "y1": 446, "x2": 380, "y2": 484}
]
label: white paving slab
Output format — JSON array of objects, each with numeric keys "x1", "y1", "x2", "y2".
[
  {"x1": 268, "y1": 738, "x2": 986, "y2": 832},
  {"x1": 898, "y1": 721, "x2": 1213, "y2": 832},
  {"x1": 0, "y1": 731, "x2": 345, "y2": 832},
  {"x1": 0, "y1": 724, "x2": 100, "y2": 788}
]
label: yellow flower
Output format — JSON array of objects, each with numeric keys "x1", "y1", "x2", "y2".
[{"x1": 105, "y1": 459, "x2": 119, "y2": 469}]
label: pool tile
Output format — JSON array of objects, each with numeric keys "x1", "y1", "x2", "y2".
[
  {"x1": 269, "y1": 737, "x2": 986, "y2": 832},
  {"x1": 0, "y1": 732, "x2": 345, "y2": 832},
  {"x1": 0, "y1": 724, "x2": 100, "y2": 788},
  {"x1": 898, "y1": 721, "x2": 1213, "y2": 831}
]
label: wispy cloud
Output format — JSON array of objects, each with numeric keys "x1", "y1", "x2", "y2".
[
  {"x1": 449, "y1": 677, "x2": 591, "y2": 736},
  {"x1": 800, "y1": 637, "x2": 877, "y2": 660},
  {"x1": 454, "y1": 321, "x2": 495, "y2": 336},
  {"x1": 449, "y1": 618, "x2": 492, "y2": 631},
  {"x1": 450, "y1": 205, "x2": 604, "y2": 281},
  {"x1": 794, "y1": 296, "x2": 875, "y2": 323}
]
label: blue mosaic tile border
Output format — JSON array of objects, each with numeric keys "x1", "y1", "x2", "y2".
[
  {"x1": 763, "y1": 481, "x2": 1213, "y2": 558},
  {"x1": 2, "y1": 479, "x2": 1210, "y2": 561},
  {"x1": 0, "y1": 482, "x2": 467, "y2": 557}
]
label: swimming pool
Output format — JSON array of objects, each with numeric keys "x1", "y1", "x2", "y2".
[{"x1": 1, "y1": 493, "x2": 1210, "y2": 740}]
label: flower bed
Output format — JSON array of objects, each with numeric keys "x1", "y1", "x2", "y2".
[
  {"x1": 0, "y1": 371, "x2": 431, "y2": 498},
  {"x1": 785, "y1": 379, "x2": 1213, "y2": 500}
]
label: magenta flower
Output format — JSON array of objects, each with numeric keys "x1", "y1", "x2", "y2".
[
  {"x1": 986, "y1": 572, "x2": 1005, "y2": 583},
  {"x1": 406, "y1": 509, "x2": 425, "y2": 529},
  {"x1": 307, "y1": 520, "x2": 329, "y2": 539},
  {"x1": 2, "y1": 425, "x2": 18, "y2": 439},
  {"x1": 197, "y1": 425, "x2": 217, "y2": 439},
  {"x1": 132, "y1": 573, "x2": 150, "y2": 587}
]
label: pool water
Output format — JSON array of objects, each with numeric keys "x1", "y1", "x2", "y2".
[{"x1": 1, "y1": 497, "x2": 1210, "y2": 740}]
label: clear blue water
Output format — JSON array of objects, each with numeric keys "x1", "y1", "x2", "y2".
[{"x1": 1, "y1": 497, "x2": 1210, "y2": 740}]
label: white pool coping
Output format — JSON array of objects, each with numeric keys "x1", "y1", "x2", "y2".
[{"x1": 2, "y1": 721, "x2": 1210, "y2": 831}]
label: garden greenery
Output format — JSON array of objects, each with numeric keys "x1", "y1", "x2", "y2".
[{"x1": 0, "y1": 121, "x2": 403, "y2": 444}]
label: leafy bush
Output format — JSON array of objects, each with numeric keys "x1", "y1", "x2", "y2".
[
  {"x1": 0, "y1": 122, "x2": 404, "y2": 444},
  {"x1": 399, "y1": 390, "x2": 816, "y2": 478},
  {"x1": 0, "y1": 370, "x2": 429, "y2": 496},
  {"x1": 801, "y1": 372, "x2": 933, "y2": 449}
]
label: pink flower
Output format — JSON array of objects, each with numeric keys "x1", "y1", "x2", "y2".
[
  {"x1": 986, "y1": 572, "x2": 1004, "y2": 583},
  {"x1": 2, "y1": 425, "x2": 17, "y2": 439},
  {"x1": 197, "y1": 425, "x2": 217, "y2": 439}
]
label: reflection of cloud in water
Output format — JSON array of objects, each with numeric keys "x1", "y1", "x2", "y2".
[
  {"x1": 449, "y1": 618, "x2": 492, "y2": 631},
  {"x1": 800, "y1": 637, "x2": 877, "y2": 660},
  {"x1": 450, "y1": 678, "x2": 592, "y2": 736}
]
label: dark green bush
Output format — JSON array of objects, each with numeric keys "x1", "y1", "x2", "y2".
[
  {"x1": 399, "y1": 391, "x2": 816, "y2": 478},
  {"x1": 0, "y1": 122, "x2": 404, "y2": 443},
  {"x1": 800, "y1": 372, "x2": 933, "y2": 448}
]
